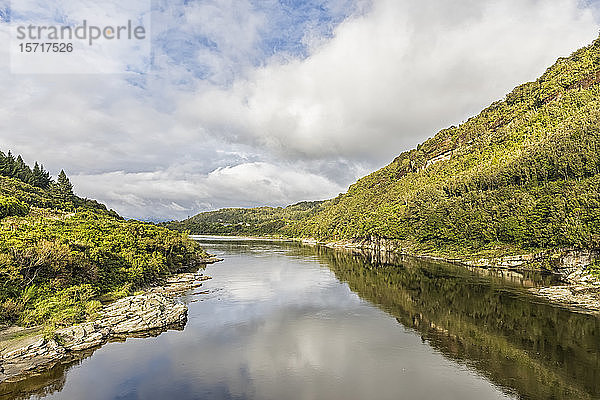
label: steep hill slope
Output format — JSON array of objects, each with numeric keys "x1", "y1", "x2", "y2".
[
  {"x1": 177, "y1": 35, "x2": 600, "y2": 260},
  {"x1": 288, "y1": 35, "x2": 600, "y2": 256}
]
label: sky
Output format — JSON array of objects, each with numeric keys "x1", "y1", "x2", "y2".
[{"x1": 0, "y1": 0, "x2": 599, "y2": 221}]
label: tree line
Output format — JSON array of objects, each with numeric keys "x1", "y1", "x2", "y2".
[{"x1": 0, "y1": 150, "x2": 73, "y2": 200}]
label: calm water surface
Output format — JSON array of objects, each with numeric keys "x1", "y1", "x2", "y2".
[{"x1": 2, "y1": 238, "x2": 600, "y2": 400}]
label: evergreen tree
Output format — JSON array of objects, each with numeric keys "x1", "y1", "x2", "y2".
[
  {"x1": 38, "y1": 164, "x2": 51, "y2": 189},
  {"x1": 5, "y1": 152, "x2": 16, "y2": 177},
  {"x1": 0, "y1": 151, "x2": 7, "y2": 177},
  {"x1": 15, "y1": 155, "x2": 32, "y2": 183},
  {"x1": 0, "y1": 149, "x2": 55, "y2": 188},
  {"x1": 31, "y1": 162, "x2": 52, "y2": 189},
  {"x1": 32, "y1": 162, "x2": 41, "y2": 186},
  {"x1": 54, "y1": 170, "x2": 74, "y2": 200}
]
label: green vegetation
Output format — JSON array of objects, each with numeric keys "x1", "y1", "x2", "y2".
[
  {"x1": 175, "y1": 35, "x2": 600, "y2": 259},
  {"x1": 0, "y1": 171, "x2": 118, "y2": 218},
  {"x1": 0, "y1": 153, "x2": 208, "y2": 328},
  {"x1": 318, "y1": 248, "x2": 600, "y2": 399},
  {"x1": 0, "y1": 196, "x2": 29, "y2": 219},
  {"x1": 0, "y1": 151, "x2": 51, "y2": 190},
  {"x1": 166, "y1": 201, "x2": 323, "y2": 236}
]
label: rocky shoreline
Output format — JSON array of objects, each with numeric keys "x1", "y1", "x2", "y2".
[
  {"x1": 301, "y1": 237, "x2": 600, "y2": 316},
  {"x1": 0, "y1": 259, "x2": 221, "y2": 385},
  {"x1": 206, "y1": 235, "x2": 600, "y2": 315},
  {"x1": 531, "y1": 284, "x2": 600, "y2": 314}
]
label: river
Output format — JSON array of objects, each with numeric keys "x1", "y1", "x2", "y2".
[{"x1": 2, "y1": 237, "x2": 600, "y2": 399}]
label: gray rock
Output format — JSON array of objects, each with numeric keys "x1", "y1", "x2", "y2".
[
  {"x1": 1, "y1": 337, "x2": 66, "y2": 382},
  {"x1": 57, "y1": 322, "x2": 109, "y2": 351},
  {"x1": 531, "y1": 285, "x2": 600, "y2": 314},
  {"x1": 102, "y1": 294, "x2": 187, "y2": 334},
  {"x1": 0, "y1": 262, "x2": 218, "y2": 384},
  {"x1": 0, "y1": 293, "x2": 188, "y2": 383}
]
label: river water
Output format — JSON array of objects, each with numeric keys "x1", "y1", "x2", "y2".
[{"x1": 3, "y1": 237, "x2": 600, "y2": 399}]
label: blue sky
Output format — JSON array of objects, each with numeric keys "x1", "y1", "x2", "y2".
[
  {"x1": 0, "y1": 0, "x2": 599, "y2": 220},
  {"x1": 150, "y1": 0, "x2": 369, "y2": 85}
]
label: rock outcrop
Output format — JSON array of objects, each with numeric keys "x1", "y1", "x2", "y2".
[
  {"x1": 0, "y1": 293, "x2": 187, "y2": 383},
  {"x1": 531, "y1": 285, "x2": 600, "y2": 315},
  {"x1": 148, "y1": 273, "x2": 211, "y2": 295},
  {"x1": 0, "y1": 267, "x2": 215, "y2": 384},
  {"x1": 101, "y1": 294, "x2": 187, "y2": 335}
]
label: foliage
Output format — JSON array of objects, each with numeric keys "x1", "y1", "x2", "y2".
[
  {"x1": 0, "y1": 174, "x2": 119, "y2": 218},
  {"x1": 52, "y1": 170, "x2": 74, "y2": 201},
  {"x1": 18, "y1": 285, "x2": 101, "y2": 328},
  {"x1": 0, "y1": 196, "x2": 29, "y2": 219},
  {"x1": 0, "y1": 151, "x2": 51, "y2": 189},
  {"x1": 0, "y1": 209, "x2": 208, "y2": 326},
  {"x1": 177, "y1": 35, "x2": 600, "y2": 258},
  {"x1": 0, "y1": 153, "x2": 209, "y2": 327},
  {"x1": 165, "y1": 201, "x2": 324, "y2": 236}
]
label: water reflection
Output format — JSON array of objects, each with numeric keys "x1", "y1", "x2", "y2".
[
  {"x1": 0, "y1": 325, "x2": 186, "y2": 399},
  {"x1": 307, "y1": 246, "x2": 600, "y2": 400},
  {"x1": 2, "y1": 240, "x2": 598, "y2": 400}
]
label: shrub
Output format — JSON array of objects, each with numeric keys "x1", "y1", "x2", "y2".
[{"x1": 0, "y1": 195, "x2": 29, "y2": 219}]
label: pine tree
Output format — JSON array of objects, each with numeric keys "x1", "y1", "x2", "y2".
[
  {"x1": 38, "y1": 164, "x2": 51, "y2": 189},
  {"x1": 31, "y1": 162, "x2": 52, "y2": 189},
  {"x1": 0, "y1": 151, "x2": 7, "y2": 177},
  {"x1": 32, "y1": 162, "x2": 42, "y2": 187},
  {"x1": 5, "y1": 152, "x2": 16, "y2": 177},
  {"x1": 0, "y1": 149, "x2": 52, "y2": 188},
  {"x1": 54, "y1": 170, "x2": 74, "y2": 200},
  {"x1": 14, "y1": 155, "x2": 33, "y2": 183}
]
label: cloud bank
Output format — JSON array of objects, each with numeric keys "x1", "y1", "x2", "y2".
[{"x1": 0, "y1": 0, "x2": 598, "y2": 220}]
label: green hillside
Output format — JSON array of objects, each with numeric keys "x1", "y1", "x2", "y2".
[
  {"x1": 0, "y1": 152, "x2": 207, "y2": 328},
  {"x1": 178, "y1": 35, "x2": 600, "y2": 258},
  {"x1": 166, "y1": 201, "x2": 324, "y2": 236}
]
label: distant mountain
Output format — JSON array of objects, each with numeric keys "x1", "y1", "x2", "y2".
[{"x1": 174, "y1": 35, "x2": 600, "y2": 259}]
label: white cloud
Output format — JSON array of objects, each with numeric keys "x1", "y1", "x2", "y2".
[
  {"x1": 9, "y1": 0, "x2": 152, "y2": 74},
  {"x1": 1, "y1": 0, "x2": 598, "y2": 220},
  {"x1": 177, "y1": 0, "x2": 599, "y2": 161},
  {"x1": 71, "y1": 162, "x2": 345, "y2": 220}
]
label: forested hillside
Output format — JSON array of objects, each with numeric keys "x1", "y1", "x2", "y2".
[
  {"x1": 178, "y1": 35, "x2": 600, "y2": 258},
  {"x1": 166, "y1": 201, "x2": 324, "y2": 236},
  {"x1": 0, "y1": 152, "x2": 207, "y2": 327}
]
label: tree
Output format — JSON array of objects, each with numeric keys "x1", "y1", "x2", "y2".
[
  {"x1": 54, "y1": 170, "x2": 74, "y2": 200},
  {"x1": 4, "y1": 151, "x2": 16, "y2": 177},
  {"x1": 14, "y1": 155, "x2": 33, "y2": 184},
  {"x1": 0, "y1": 150, "x2": 53, "y2": 189},
  {"x1": 0, "y1": 151, "x2": 7, "y2": 177},
  {"x1": 32, "y1": 162, "x2": 52, "y2": 189}
]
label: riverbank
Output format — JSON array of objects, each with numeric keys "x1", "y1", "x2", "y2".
[
  {"x1": 0, "y1": 258, "x2": 221, "y2": 384},
  {"x1": 299, "y1": 237, "x2": 600, "y2": 315},
  {"x1": 192, "y1": 234, "x2": 600, "y2": 314}
]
